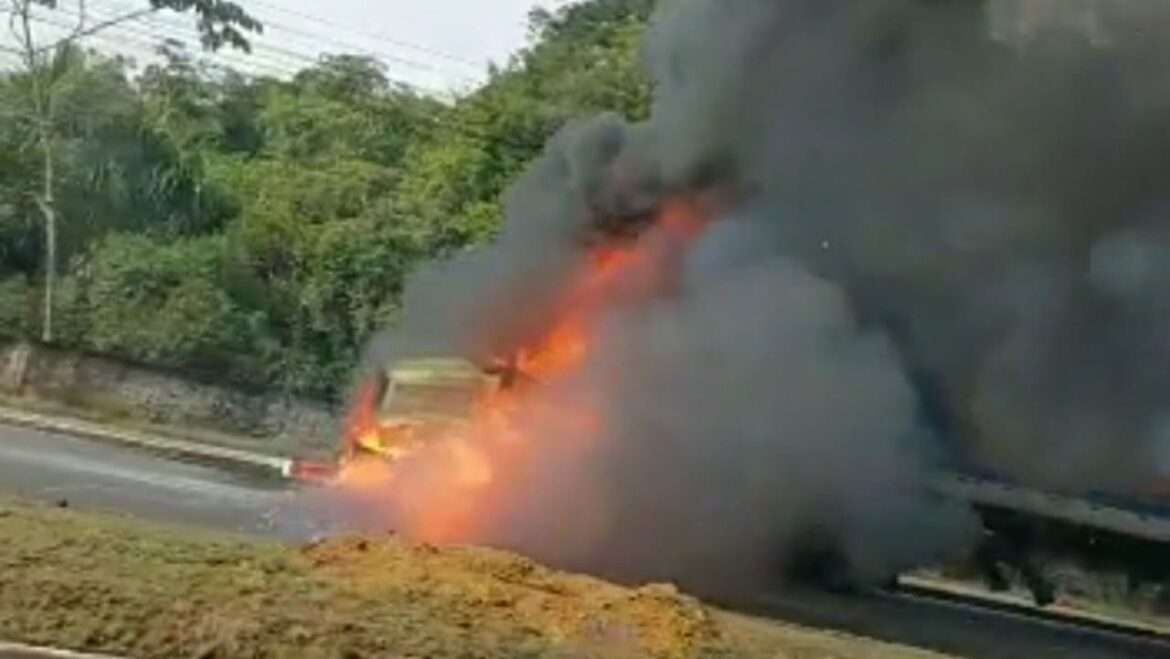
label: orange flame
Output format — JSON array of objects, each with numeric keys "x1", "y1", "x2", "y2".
[
  {"x1": 336, "y1": 198, "x2": 712, "y2": 544},
  {"x1": 341, "y1": 378, "x2": 381, "y2": 457}
]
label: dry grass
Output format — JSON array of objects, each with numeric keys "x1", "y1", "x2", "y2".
[{"x1": 0, "y1": 499, "x2": 956, "y2": 659}]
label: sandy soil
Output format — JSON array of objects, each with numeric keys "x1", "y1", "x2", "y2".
[{"x1": 0, "y1": 498, "x2": 955, "y2": 659}]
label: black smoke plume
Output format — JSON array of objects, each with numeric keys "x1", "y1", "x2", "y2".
[{"x1": 343, "y1": 0, "x2": 1170, "y2": 595}]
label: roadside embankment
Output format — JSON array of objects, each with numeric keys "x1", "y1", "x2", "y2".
[
  {"x1": 0, "y1": 341, "x2": 338, "y2": 461},
  {"x1": 0, "y1": 499, "x2": 957, "y2": 659}
]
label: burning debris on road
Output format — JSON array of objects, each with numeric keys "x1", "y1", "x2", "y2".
[{"x1": 310, "y1": 0, "x2": 1170, "y2": 600}]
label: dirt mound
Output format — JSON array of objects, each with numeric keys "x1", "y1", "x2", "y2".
[
  {"x1": 0, "y1": 500, "x2": 724, "y2": 658},
  {"x1": 0, "y1": 499, "x2": 957, "y2": 658},
  {"x1": 300, "y1": 536, "x2": 726, "y2": 658}
]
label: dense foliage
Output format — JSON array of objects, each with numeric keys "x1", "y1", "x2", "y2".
[{"x1": 0, "y1": 0, "x2": 653, "y2": 399}]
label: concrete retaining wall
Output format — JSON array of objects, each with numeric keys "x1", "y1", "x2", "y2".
[{"x1": 0, "y1": 341, "x2": 338, "y2": 455}]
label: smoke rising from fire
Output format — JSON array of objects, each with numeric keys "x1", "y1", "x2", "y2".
[
  {"x1": 342, "y1": 0, "x2": 1170, "y2": 593},
  {"x1": 470, "y1": 220, "x2": 976, "y2": 593}
]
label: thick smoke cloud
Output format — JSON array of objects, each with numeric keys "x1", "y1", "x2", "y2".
[
  {"x1": 368, "y1": 115, "x2": 656, "y2": 368},
  {"x1": 632, "y1": 0, "x2": 1170, "y2": 494},
  {"x1": 348, "y1": 0, "x2": 1170, "y2": 594},
  {"x1": 460, "y1": 219, "x2": 976, "y2": 594}
]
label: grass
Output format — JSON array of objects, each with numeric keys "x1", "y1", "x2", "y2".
[{"x1": 0, "y1": 498, "x2": 957, "y2": 659}]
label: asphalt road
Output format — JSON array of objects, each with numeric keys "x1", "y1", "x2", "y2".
[
  {"x1": 0, "y1": 422, "x2": 303, "y2": 537},
  {"x1": 2, "y1": 421, "x2": 1168, "y2": 659},
  {"x1": 744, "y1": 586, "x2": 1170, "y2": 659}
]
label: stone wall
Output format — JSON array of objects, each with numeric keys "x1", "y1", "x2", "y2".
[{"x1": 0, "y1": 341, "x2": 338, "y2": 456}]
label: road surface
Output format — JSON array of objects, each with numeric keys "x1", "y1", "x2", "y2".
[
  {"x1": 744, "y1": 586, "x2": 1170, "y2": 659},
  {"x1": 0, "y1": 422, "x2": 304, "y2": 537},
  {"x1": 2, "y1": 421, "x2": 1168, "y2": 659}
]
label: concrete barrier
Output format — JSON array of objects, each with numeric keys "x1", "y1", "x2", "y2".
[{"x1": 0, "y1": 404, "x2": 294, "y2": 478}]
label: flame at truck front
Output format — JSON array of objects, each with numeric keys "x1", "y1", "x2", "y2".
[{"x1": 334, "y1": 199, "x2": 708, "y2": 544}]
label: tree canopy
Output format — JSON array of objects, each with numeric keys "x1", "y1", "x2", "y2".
[{"x1": 0, "y1": 0, "x2": 653, "y2": 399}]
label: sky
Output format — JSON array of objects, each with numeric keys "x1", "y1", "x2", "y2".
[{"x1": 0, "y1": 0, "x2": 578, "y2": 94}]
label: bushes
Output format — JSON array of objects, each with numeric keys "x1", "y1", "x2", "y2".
[
  {"x1": 67, "y1": 233, "x2": 265, "y2": 384},
  {"x1": 0, "y1": 275, "x2": 34, "y2": 340}
]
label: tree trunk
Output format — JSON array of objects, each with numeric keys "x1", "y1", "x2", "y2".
[
  {"x1": 15, "y1": 0, "x2": 58, "y2": 344},
  {"x1": 37, "y1": 123, "x2": 57, "y2": 344}
]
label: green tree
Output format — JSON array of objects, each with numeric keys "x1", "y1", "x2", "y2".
[
  {"x1": 136, "y1": 42, "x2": 236, "y2": 234},
  {"x1": 0, "y1": 0, "x2": 659, "y2": 399},
  {"x1": 258, "y1": 54, "x2": 444, "y2": 165},
  {"x1": 213, "y1": 155, "x2": 401, "y2": 395},
  {"x1": 201, "y1": 55, "x2": 446, "y2": 394},
  {"x1": 392, "y1": 0, "x2": 653, "y2": 255},
  {"x1": 68, "y1": 232, "x2": 262, "y2": 379},
  {"x1": 4, "y1": 0, "x2": 259, "y2": 342}
]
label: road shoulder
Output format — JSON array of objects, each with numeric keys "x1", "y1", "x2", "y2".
[{"x1": 0, "y1": 401, "x2": 293, "y2": 478}]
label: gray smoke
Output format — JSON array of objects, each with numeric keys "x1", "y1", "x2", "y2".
[
  {"x1": 632, "y1": 0, "x2": 1170, "y2": 494},
  {"x1": 351, "y1": 0, "x2": 1170, "y2": 594},
  {"x1": 453, "y1": 218, "x2": 976, "y2": 594},
  {"x1": 370, "y1": 115, "x2": 659, "y2": 367}
]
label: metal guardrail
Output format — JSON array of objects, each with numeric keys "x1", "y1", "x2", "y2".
[
  {"x1": 896, "y1": 576, "x2": 1170, "y2": 637},
  {"x1": 931, "y1": 475, "x2": 1170, "y2": 543}
]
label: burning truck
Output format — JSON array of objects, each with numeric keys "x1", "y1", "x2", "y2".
[
  {"x1": 300, "y1": 0, "x2": 1170, "y2": 611},
  {"x1": 331, "y1": 346, "x2": 1170, "y2": 607},
  {"x1": 327, "y1": 191, "x2": 1170, "y2": 607}
]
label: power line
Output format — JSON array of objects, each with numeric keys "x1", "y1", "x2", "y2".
[
  {"x1": 42, "y1": 7, "x2": 333, "y2": 79},
  {"x1": 76, "y1": 2, "x2": 459, "y2": 96},
  {"x1": 33, "y1": 1, "x2": 300, "y2": 79},
  {"x1": 24, "y1": 11, "x2": 305, "y2": 80},
  {"x1": 134, "y1": 16, "x2": 321, "y2": 70},
  {"x1": 10, "y1": 1, "x2": 470, "y2": 97},
  {"x1": 7, "y1": 7, "x2": 557, "y2": 157},
  {"x1": 137, "y1": 17, "x2": 451, "y2": 96},
  {"x1": 43, "y1": 6, "x2": 158, "y2": 54},
  {"x1": 244, "y1": 0, "x2": 484, "y2": 70},
  {"x1": 87, "y1": 0, "x2": 478, "y2": 86},
  {"x1": 246, "y1": 13, "x2": 477, "y2": 84}
]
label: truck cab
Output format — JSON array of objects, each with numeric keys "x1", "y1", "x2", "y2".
[{"x1": 342, "y1": 357, "x2": 507, "y2": 464}]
